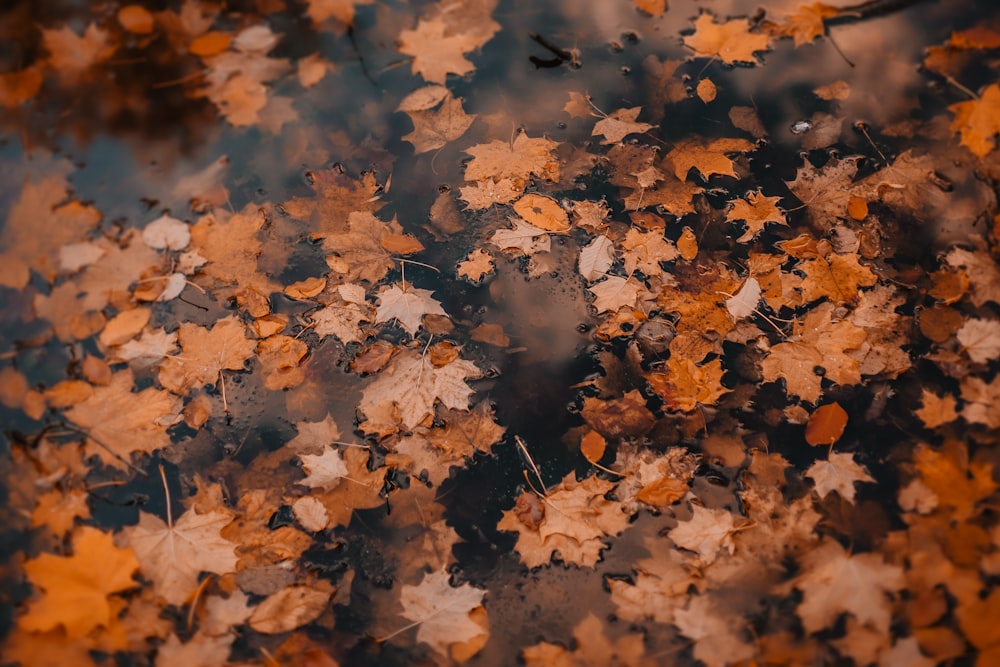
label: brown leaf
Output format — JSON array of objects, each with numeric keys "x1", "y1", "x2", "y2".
[{"x1": 805, "y1": 402, "x2": 848, "y2": 446}]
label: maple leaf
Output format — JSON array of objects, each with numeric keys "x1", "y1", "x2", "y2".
[
  {"x1": 322, "y1": 211, "x2": 412, "y2": 284},
  {"x1": 310, "y1": 283, "x2": 373, "y2": 343},
  {"x1": 422, "y1": 401, "x2": 506, "y2": 459},
  {"x1": 498, "y1": 473, "x2": 630, "y2": 568},
  {"x1": 805, "y1": 451, "x2": 874, "y2": 503},
  {"x1": 188, "y1": 204, "x2": 280, "y2": 294},
  {"x1": 914, "y1": 441, "x2": 997, "y2": 520},
  {"x1": 298, "y1": 446, "x2": 349, "y2": 491},
  {"x1": 283, "y1": 169, "x2": 384, "y2": 237},
  {"x1": 957, "y1": 317, "x2": 1000, "y2": 363},
  {"x1": 42, "y1": 23, "x2": 116, "y2": 77},
  {"x1": 489, "y1": 217, "x2": 551, "y2": 256},
  {"x1": 784, "y1": 156, "x2": 862, "y2": 226},
  {"x1": 457, "y1": 248, "x2": 495, "y2": 283},
  {"x1": 771, "y1": 3, "x2": 839, "y2": 47},
  {"x1": 392, "y1": 570, "x2": 487, "y2": 656},
  {"x1": 592, "y1": 106, "x2": 657, "y2": 144},
  {"x1": 791, "y1": 538, "x2": 904, "y2": 634},
  {"x1": 0, "y1": 175, "x2": 102, "y2": 289},
  {"x1": 608, "y1": 537, "x2": 695, "y2": 624},
  {"x1": 945, "y1": 246, "x2": 1000, "y2": 306},
  {"x1": 949, "y1": 82, "x2": 1000, "y2": 157},
  {"x1": 464, "y1": 131, "x2": 560, "y2": 184},
  {"x1": 398, "y1": 18, "x2": 478, "y2": 84},
  {"x1": 673, "y1": 595, "x2": 756, "y2": 667},
  {"x1": 726, "y1": 190, "x2": 787, "y2": 242},
  {"x1": 914, "y1": 388, "x2": 959, "y2": 428},
  {"x1": 256, "y1": 334, "x2": 308, "y2": 390},
  {"x1": 960, "y1": 374, "x2": 1000, "y2": 429},
  {"x1": 64, "y1": 369, "x2": 182, "y2": 469},
  {"x1": 286, "y1": 413, "x2": 342, "y2": 453},
  {"x1": 124, "y1": 508, "x2": 239, "y2": 606},
  {"x1": 683, "y1": 14, "x2": 771, "y2": 65},
  {"x1": 621, "y1": 228, "x2": 677, "y2": 275},
  {"x1": 198, "y1": 25, "x2": 291, "y2": 127},
  {"x1": 19, "y1": 526, "x2": 139, "y2": 637},
  {"x1": 359, "y1": 350, "x2": 481, "y2": 431},
  {"x1": 375, "y1": 282, "x2": 447, "y2": 335},
  {"x1": 665, "y1": 137, "x2": 755, "y2": 181},
  {"x1": 401, "y1": 93, "x2": 476, "y2": 154},
  {"x1": 669, "y1": 505, "x2": 737, "y2": 564},
  {"x1": 795, "y1": 251, "x2": 877, "y2": 305},
  {"x1": 588, "y1": 276, "x2": 649, "y2": 313},
  {"x1": 522, "y1": 612, "x2": 655, "y2": 667},
  {"x1": 459, "y1": 177, "x2": 522, "y2": 209},
  {"x1": 761, "y1": 302, "x2": 867, "y2": 402},
  {"x1": 652, "y1": 356, "x2": 730, "y2": 412},
  {"x1": 158, "y1": 315, "x2": 256, "y2": 395}
]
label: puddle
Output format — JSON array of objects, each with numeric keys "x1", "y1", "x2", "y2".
[{"x1": 2, "y1": 0, "x2": 1000, "y2": 665}]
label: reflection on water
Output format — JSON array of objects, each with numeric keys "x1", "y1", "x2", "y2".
[{"x1": 2, "y1": 0, "x2": 1000, "y2": 665}]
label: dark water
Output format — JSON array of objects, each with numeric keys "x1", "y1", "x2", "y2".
[{"x1": 2, "y1": 0, "x2": 999, "y2": 665}]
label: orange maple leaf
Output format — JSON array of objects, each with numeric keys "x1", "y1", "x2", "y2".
[
  {"x1": 64, "y1": 369, "x2": 182, "y2": 468},
  {"x1": 158, "y1": 315, "x2": 257, "y2": 395},
  {"x1": 949, "y1": 82, "x2": 1000, "y2": 157},
  {"x1": 398, "y1": 18, "x2": 478, "y2": 84},
  {"x1": 666, "y1": 137, "x2": 756, "y2": 181},
  {"x1": 684, "y1": 14, "x2": 771, "y2": 65},
  {"x1": 464, "y1": 131, "x2": 560, "y2": 185},
  {"x1": 20, "y1": 526, "x2": 139, "y2": 637},
  {"x1": 772, "y1": 3, "x2": 840, "y2": 47},
  {"x1": 726, "y1": 189, "x2": 787, "y2": 242}
]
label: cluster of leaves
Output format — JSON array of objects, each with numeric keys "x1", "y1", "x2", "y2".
[{"x1": 1, "y1": 0, "x2": 1000, "y2": 665}]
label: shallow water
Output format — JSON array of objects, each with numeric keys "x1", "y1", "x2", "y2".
[{"x1": 2, "y1": 0, "x2": 1000, "y2": 665}]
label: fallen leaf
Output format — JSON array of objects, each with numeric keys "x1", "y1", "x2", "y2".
[
  {"x1": 578, "y1": 235, "x2": 615, "y2": 281},
  {"x1": 592, "y1": 106, "x2": 656, "y2": 144},
  {"x1": 489, "y1": 217, "x2": 551, "y2": 256},
  {"x1": 20, "y1": 526, "x2": 139, "y2": 637},
  {"x1": 727, "y1": 190, "x2": 787, "y2": 242},
  {"x1": 375, "y1": 282, "x2": 447, "y2": 335},
  {"x1": 668, "y1": 504, "x2": 737, "y2": 564},
  {"x1": 683, "y1": 14, "x2": 771, "y2": 65},
  {"x1": 124, "y1": 508, "x2": 239, "y2": 606},
  {"x1": 804, "y1": 402, "x2": 848, "y2": 446},
  {"x1": 64, "y1": 369, "x2": 181, "y2": 469},
  {"x1": 393, "y1": 570, "x2": 487, "y2": 656},
  {"x1": 158, "y1": 316, "x2": 256, "y2": 395},
  {"x1": 401, "y1": 93, "x2": 476, "y2": 154},
  {"x1": 512, "y1": 194, "x2": 570, "y2": 232},
  {"x1": 725, "y1": 277, "x2": 761, "y2": 319},
  {"x1": 805, "y1": 451, "x2": 874, "y2": 503},
  {"x1": 359, "y1": 350, "x2": 482, "y2": 431},
  {"x1": 949, "y1": 82, "x2": 1000, "y2": 157},
  {"x1": 249, "y1": 585, "x2": 331, "y2": 634},
  {"x1": 792, "y1": 538, "x2": 904, "y2": 634},
  {"x1": 398, "y1": 18, "x2": 478, "y2": 84}
]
